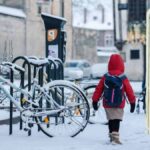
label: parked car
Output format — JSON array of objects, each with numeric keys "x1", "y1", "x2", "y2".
[
  {"x1": 91, "y1": 63, "x2": 108, "y2": 79},
  {"x1": 64, "y1": 60, "x2": 92, "y2": 80}
]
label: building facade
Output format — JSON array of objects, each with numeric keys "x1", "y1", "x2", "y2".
[
  {"x1": 72, "y1": 0, "x2": 115, "y2": 64},
  {"x1": 0, "y1": 0, "x2": 73, "y2": 61},
  {"x1": 73, "y1": 27, "x2": 114, "y2": 64},
  {"x1": 113, "y1": 0, "x2": 146, "y2": 80}
]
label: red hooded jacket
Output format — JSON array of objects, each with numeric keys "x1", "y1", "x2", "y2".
[{"x1": 92, "y1": 54, "x2": 136, "y2": 108}]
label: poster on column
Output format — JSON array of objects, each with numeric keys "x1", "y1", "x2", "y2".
[{"x1": 48, "y1": 45, "x2": 58, "y2": 58}]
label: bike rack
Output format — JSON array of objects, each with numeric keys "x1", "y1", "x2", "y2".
[
  {"x1": 11, "y1": 56, "x2": 31, "y2": 136},
  {"x1": 7, "y1": 56, "x2": 64, "y2": 136},
  {"x1": 26, "y1": 57, "x2": 49, "y2": 132},
  {"x1": 47, "y1": 58, "x2": 57, "y2": 82},
  {"x1": 48, "y1": 56, "x2": 64, "y2": 80}
]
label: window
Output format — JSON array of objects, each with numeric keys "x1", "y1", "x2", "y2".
[
  {"x1": 97, "y1": 4, "x2": 105, "y2": 23},
  {"x1": 0, "y1": 0, "x2": 24, "y2": 9},
  {"x1": 93, "y1": 16, "x2": 98, "y2": 21},
  {"x1": 130, "y1": 49, "x2": 140, "y2": 59},
  {"x1": 105, "y1": 35, "x2": 114, "y2": 46},
  {"x1": 128, "y1": 0, "x2": 146, "y2": 22},
  {"x1": 37, "y1": 0, "x2": 50, "y2": 2}
]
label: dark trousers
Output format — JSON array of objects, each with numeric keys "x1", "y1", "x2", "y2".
[{"x1": 108, "y1": 119, "x2": 120, "y2": 133}]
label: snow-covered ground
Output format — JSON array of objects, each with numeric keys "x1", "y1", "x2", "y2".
[
  {"x1": 0, "y1": 105, "x2": 149, "y2": 150},
  {"x1": 73, "y1": 0, "x2": 113, "y2": 30},
  {"x1": 0, "y1": 80, "x2": 149, "y2": 150}
]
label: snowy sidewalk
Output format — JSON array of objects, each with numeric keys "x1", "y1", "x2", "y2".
[
  {"x1": 0, "y1": 105, "x2": 149, "y2": 150},
  {"x1": 0, "y1": 80, "x2": 148, "y2": 150}
]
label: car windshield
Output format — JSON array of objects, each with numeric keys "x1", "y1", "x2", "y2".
[{"x1": 65, "y1": 62, "x2": 79, "y2": 67}]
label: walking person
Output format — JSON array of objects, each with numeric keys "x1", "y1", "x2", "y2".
[{"x1": 92, "y1": 54, "x2": 136, "y2": 144}]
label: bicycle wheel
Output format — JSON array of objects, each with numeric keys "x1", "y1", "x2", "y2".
[
  {"x1": 35, "y1": 80, "x2": 90, "y2": 137},
  {"x1": 83, "y1": 85, "x2": 107, "y2": 124}
]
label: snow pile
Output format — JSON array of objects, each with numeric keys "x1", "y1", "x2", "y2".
[
  {"x1": 0, "y1": 110, "x2": 19, "y2": 120},
  {"x1": 91, "y1": 63, "x2": 108, "y2": 78},
  {"x1": 0, "y1": 79, "x2": 147, "y2": 150},
  {"x1": 0, "y1": 5, "x2": 26, "y2": 18},
  {"x1": 0, "y1": 105, "x2": 149, "y2": 150}
]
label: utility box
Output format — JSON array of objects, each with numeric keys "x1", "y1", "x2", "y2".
[{"x1": 41, "y1": 13, "x2": 67, "y2": 62}]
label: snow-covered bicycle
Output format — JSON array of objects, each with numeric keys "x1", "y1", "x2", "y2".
[
  {"x1": 0, "y1": 62, "x2": 90, "y2": 137},
  {"x1": 136, "y1": 91, "x2": 146, "y2": 114},
  {"x1": 83, "y1": 84, "x2": 107, "y2": 124},
  {"x1": 69, "y1": 79, "x2": 107, "y2": 124}
]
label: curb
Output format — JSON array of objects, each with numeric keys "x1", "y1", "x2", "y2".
[{"x1": 0, "y1": 116, "x2": 20, "y2": 125}]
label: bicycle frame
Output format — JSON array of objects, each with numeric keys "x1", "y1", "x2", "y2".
[
  {"x1": 0, "y1": 76, "x2": 28, "y2": 112},
  {"x1": 0, "y1": 60, "x2": 90, "y2": 137},
  {"x1": 0, "y1": 75, "x2": 64, "y2": 116}
]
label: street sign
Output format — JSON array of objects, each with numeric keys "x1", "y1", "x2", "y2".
[{"x1": 118, "y1": 3, "x2": 128, "y2": 10}]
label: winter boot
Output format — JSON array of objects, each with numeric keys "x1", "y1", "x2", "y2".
[
  {"x1": 110, "y1": 132, "x2": 122, "y2": 145},
  {"x1": 109, "y1": 133, "x2": 112, "y2": 142}
]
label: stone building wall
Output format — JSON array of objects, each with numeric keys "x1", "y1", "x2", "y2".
[
  {"x1": 0, "y1": 0, "x2": 24, "y2": 9},
  {"x1": 51, "y1": 0, "x2": 73, "y2": 60},
  {"x1": 0, "y1": 15, "x2": 26, "y2": 61},
  {"x1": 64, "y1": 0, "x2": 73, "y2": 60},
  {"x1": 51, "y1": 0, "x2": 60, "y2": 16},
  {"x1": 73, "y1": 27, "x2": 114, "y2": 64},
  {"x1": 73, "y1": 27, "x2": 98, "y2": 63},
  {"x1": 24, "y1": 0, "x2": 50, "y2": 57},
  {"x1": 122, "y1": 42, "x2": 144, "y2": 80},
  {"x1": 0, "y1": 0, "x2": 73, "y2": 60}
]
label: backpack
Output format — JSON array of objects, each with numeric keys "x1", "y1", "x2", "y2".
[{"x1": 103, "y1": 73, "x2": 126, "y2": 107}]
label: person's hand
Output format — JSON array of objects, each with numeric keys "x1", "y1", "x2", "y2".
[
  {"x1": 130, "y1": 103, "x2": 135, "y2": 113},
  {"x1": 92, "y1": 101, "x2": 98, "y2": 111}
]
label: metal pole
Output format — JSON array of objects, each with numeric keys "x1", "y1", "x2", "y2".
[
  {"x1": 113, "y1": 0, "x2": 117, "y2": 44},
  {"x1": 20, "y1": 71, "x2": 25, "y2": 130},
  {"x1": 118, "y1": 0, "x2": 123, "y2": 41},
  {"x1": 9, "y1": 69, "x2": 13, "y2": 135},
  {"x1": 142, "y1": 44, "x2": 146, "y2": 111},
  {"x1": 12, "y1": 56, "x2": 31, "y2": 135}
]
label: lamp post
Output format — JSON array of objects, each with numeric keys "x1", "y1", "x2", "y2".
[{"x1": 113, "y1": 0, "x2": 128, "y2": 51}]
